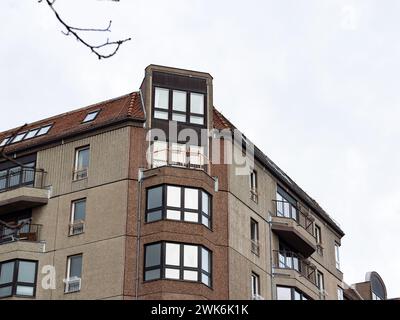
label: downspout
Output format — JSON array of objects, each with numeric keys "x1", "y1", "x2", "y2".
[
  {"x1": 267, "y1": 211, "x2": 274, "y2": 300},
  {"x1": 135, "y1": 168, "x2": 144, "y2": 299}
]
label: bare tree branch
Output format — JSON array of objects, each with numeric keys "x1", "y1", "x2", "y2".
[{"x1": 39, "y1": 0, "x2": 131, "y2": 59}]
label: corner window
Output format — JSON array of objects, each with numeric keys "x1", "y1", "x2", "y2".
[
  {"x1": 65, "y1": 255, "x2": 82, "y2": 293},
  {"x1": 335, "y1": 243, "x2": 341, "y2": 270},
  {"x1": 82, "y1": 110, "x2": 100, "y2": 123},
  {"x1": 0, "y1": 259, "x2": 37, "y2": 298},
  {"x1": 153, "y1": 87, "x2": 206, "y2": 125},
  {"x1": 146, "y1": 184, "x2": 212, "y2": 228},
  {"x1": 69, "y1": 199, "x2": 86, "y2": 235},
  {"x1": 144, "y1": 242, "x2": 212, "y2": 287},
  {"x1": 74, "y1": 146, "x2": 90, "y2": 180}
]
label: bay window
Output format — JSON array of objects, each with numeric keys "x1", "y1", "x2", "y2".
[
  {"x1": 0, "y1": 259, "x2": 37, "y2": 298},
  {"x1": 146, "y1": 184, "x2": 212, "y2": 228},
  {"x1": 144, "y1": 242, "x2": 212, "y2": 287}
]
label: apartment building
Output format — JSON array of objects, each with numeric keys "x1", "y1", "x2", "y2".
[{"x1": 0, "y1": 65, "x2": 345, "y2": 300}]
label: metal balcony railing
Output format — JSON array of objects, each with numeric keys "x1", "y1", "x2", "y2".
[
  {"x1": 151, "y1": 148, "x2": 209, "y2": 171},
  {"x1": 272, "y1": 199, "x2": 314, "y2": 236},
  {"x1": 0, "y1": 167, "x2": 46, "y2": 193},
  {"x1": 0, "y1": 222, "x2": 42, "y2": 245},
  {"x1": 272, "y1": 250, "x2": 317, "y2": 286}
]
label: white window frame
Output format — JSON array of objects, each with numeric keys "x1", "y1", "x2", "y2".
[
  {"x1": 65, "y1": 255, "x2": 82, "y2": 293},
  {"x1": 73, "y1": 146, "x2": 90, "y2": 180},
  {"x1": 69, "y1": 199, "x2": 86, "y2": 236},
  {"x1": 335, "y1": 243, "x2": 341, "y2": 270}
]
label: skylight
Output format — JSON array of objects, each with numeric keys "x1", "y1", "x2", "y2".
[
  {"x1": 82, "y1": 110, "x2": 100, "y2": 123},
  {"x1": 0, "y1": 124, "x2": 53, "y2": 146}
]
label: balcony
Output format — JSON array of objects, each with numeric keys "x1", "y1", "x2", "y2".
[
  {"x1": 150, "y1": 143, "x2": 208, "y2": 171},
  {"x1": 0, "y1": 222, "x2": 42, "y2": 245},
  {"x1": 272, "y1": 250, "x2": 317, "y2": 286},
  {"x1": 0, "y1": 168, "x2": 49, "y2": 215},
  {"x1": 271, "y1": 200, "x2": 316, "y2": 257}
]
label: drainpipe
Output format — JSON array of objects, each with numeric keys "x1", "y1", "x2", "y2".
[
  {"x1": 135, "y1": 168, "x2": 144, "y2": 299},
  {"x1": 267, "y1": 211, "x2": 274, "y2": 300}
]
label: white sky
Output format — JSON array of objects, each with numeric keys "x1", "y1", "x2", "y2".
[{"x1": 1, "y1": 0, "x2": 399, "y2": 298}]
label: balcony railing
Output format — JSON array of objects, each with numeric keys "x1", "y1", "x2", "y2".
[
  {"x1": 151, "y1": 147, "x2": 209, "y2": 171},
  {"x1": 0, "y1": 222, "x2": 42, "y2": 245},
  {"x1": 272, "y1": 250, "x2": 317, "y2": 286},
  {"x1": 0, "y1": 167, "x2": 46, "y2": 193},
  {"x1": 272, "y1": 199, "x2": 314, "y2": 236}
]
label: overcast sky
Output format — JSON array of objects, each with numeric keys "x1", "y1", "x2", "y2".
[{"x1": 1, "y1": 0, "x2": 399, "y2": 298}]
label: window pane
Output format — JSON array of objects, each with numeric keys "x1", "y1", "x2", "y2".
[
  {"x1": 190, "y1": 93, "x2": 204, "y2": 114},
  {"x1": 154, "y1": 110, "x2": 168, "y2": 120},
  {"x1": 165, "y1": 243, "x2": 180, "y2": 266},
  {"x1": 73, "y1": 200, "x2": 86, "y2": 221},
  {"x1": 277, "y1": 286, "x2": 292, "y2": 300},
  {"x1": 24, "y1": 129, "x2": 39, "y2": 140},
  {"x1": 201, "y1": 274, "x2": 210, "y2": 286},
  {"x1": 12, "y1": 133, "x2": 26, "y2": 143},
  {"x1": 202, "y1": 215, "x2": 210, "y2": 228},
  {"x1": 172, "y1": 113, "x2": 186, "y2": 122},
  {"x1": 184, "y1": 245, "x2": 198, "y2": 268},
  {"x1": 37, "y1": 125, "x2": 52, "y2": 136},
  {"x1": 155, "y1": 88, "x2": 169, "y2": 109},
  {"x1": 0, "y1": 286, "x2": 12, "y2": 298},
  {"x1": 171, "y1": 143, "x2": 186, "y2": 165},
  {"x1": 184, "y1": 212, "x2": 198, "y2": 222},
  {"x1": 0, "y1": 138, "x2": 10, "y2": 147},
  {"x1": 201, "y1": 248, "x2": 210, "y2": 272},
  {"x1": 152, "y1": 141, "x2": 168, "y2": 166},
  {"x1": 202, "y1": 192, "x2": 209, "y2": 215},
  {"x1": 184, "y1": 188, "x2": 198, "y2": 210},
  {"x1": 165, "y1": 268, "x2": 180, "y2": 279},
  {"x1": 77, "y1": 148, "x2": 90, "y2": 170},
  {"x1": 9, "y1": 167, "x2": 21, "y2": 187},
  {"x1": 166, "y1": 210, "x2": 181, "y2": 220},
  {"x1": 167, "y1": 186, "x2": 181, "y2": 207},
  {"x1": 190, "y1": 116, "x2": 204, "y2": 125},
  {"x1": 147, "y1": 186, "x2": 163, "y2": 209},
  {"x1": 0, "y1": 261, "x2": 15, "y2": 284},
  {"x1": 183, "y1": 270, "x2": 198, "y2": 281},
  {"x1": 189, "y1": 145, "x2": 204, "y2": 166},
  {"x1": 16, "y1": 285, "x2": 34, "y2": 296},
  {"x1": 173, "y1": 91, "x2": 186, "y2": 112},
  {"x1": 145, "y1": 243, "x2": 161, "y2": 267},
  {"x1": 145, "y1": 269, "x2": 160, "y2": 281},
  {"x1": 147, "y1": 210, "x2": 162, "y2": 222},
  {"x1": 69, "y1": 255, "x2": 82, "y2": 278},
  {"x1": 83, "y1": 111, "x2": 99, "y2": 123},
  {"x1": 17, "y1": 261, "x2": 36, "y2": 283}
]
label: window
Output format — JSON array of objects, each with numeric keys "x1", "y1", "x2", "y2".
[
  {"x1": 337, "y1": 287, "x2": 344, "y2": 300},
  {"x1": 276, "y1": 186, "x2": 298, "y2": 220},
  {"x1": 146, "y1": 184, "x2": 212, "y2": 228},
  {"x1": 0, "y1": 125, "x2": 52, "y2": 147},
  {"x1": 74, "y1": 147, "x2": 90, "y2": 180},
  {"x1": 69, "y1": 199, "x2": 86, "y2": 235},
  {"x1": 144, "y1": 242, "x2": 212, "y2": 287},
  {"x1": 316, "y1": 271, "x2": 324, "y2": 292},
  {"x1": 372, "y1": 292, "x2": 382, "y2": 300},
  {"x1": 251, "y1": 273, "x2": 260, "y2": 298},
  {"x1": 0, "y1": 259, "x2": 37, "y2": 298},
  {"x1": 82, "y1": 110, "x2": 100, "y2": 123},
  {"x1": 250, "y1": 170, "x2": 258, "y2": 202},
  {"x1": 250, "y1": 219, "x2": 259, "y2": 256},
  {"x1": 153, "y1": 87, "x2": 206, "y2": 125},
  {"x1": 276, "y1": 286, "x2": 309, "y2": 300},
  {"x1": 335, "y1": 243, "x2": 341, "y2": 270},
  {"x1": 315, "y1": 225, "x2": 323, "y2": 255},
  {"x1": 65, "y1": 255, "x2": 82, "y2": 293}
]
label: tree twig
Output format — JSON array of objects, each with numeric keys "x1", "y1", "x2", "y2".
[{"x1": 39, "y1": 0, "x2": 131, "y2": 59}]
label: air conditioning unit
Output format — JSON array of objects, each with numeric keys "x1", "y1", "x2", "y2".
[
  {"x1": 64, "y1": 277, "x2": 81, "y2": 293},
  {"x1": 252, "y1": 294, "x2": 265, "y2": 300}
]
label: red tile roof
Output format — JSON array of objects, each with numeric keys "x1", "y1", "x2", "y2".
[{"x1": 0, "y1": 92, "x2": 144, "y2": 154}]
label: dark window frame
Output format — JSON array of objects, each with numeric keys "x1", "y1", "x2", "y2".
[
  {"x1": 276, "y1": 285, "x2": 311, "y2": 300},
  {"x1": 82, "y1": 110, "x2": 100, "y2": 123},
  {"x1": 0, "y1": 259, "x2": 38, "y2": 299},
  {"x1": 143, "y1": 241, "x2": 212, "y2": 288},
  {"x1": 152, "y1": 86, "x2": 207, "y2": 127},
  {"x1": 145, "y1": 184, "x2": 212, "y2": 229}
]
